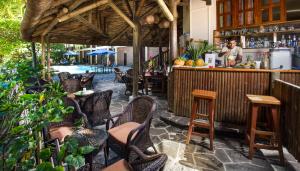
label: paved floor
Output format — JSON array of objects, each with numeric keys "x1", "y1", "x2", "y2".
[{"x1": 90, "y1": 72, "x2": 300, "y2": 171}]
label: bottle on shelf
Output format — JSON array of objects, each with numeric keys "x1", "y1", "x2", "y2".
[
  {"x1": 281, "y1": 35, "x2": 286, "y2": 47},
  {"x1": 287, "y1": 35, "x2": 292, "y2": 47},
  {"x1": 246, "y1": 38, "x2": 250, "y2": 48},
  {"x1": 292, "y1": 34, "x2": 297, "y2": 47},
  {"x1": 249, "y1": 37, "x2": 255, "y2": 48},
  {"x1": 263, "y1": 37, "x2": 270, "y2": 48}
]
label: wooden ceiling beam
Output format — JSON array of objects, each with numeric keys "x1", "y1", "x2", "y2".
[
  {"x1": 58, "y1": 0, "x2": 109, "y2": 23},
  {"x1": 39, "y1": 0, "x2": 94, "y2": 37},
  {"x1": 124, "y1": 0, "x2": 133, "y2": 17},
  {"x1": 108, "y1": 1, "x2": 135, "y2": 29},
  {"x1": 109, "y1": 25, "x2": 131, "y2": 44},
  {"x1": 135, "y1": 0, "x2": 146, "y2": 17},
  {"x1": 155, "y1": 0, "x2": 174, "y2": 21},
  {"x1": 74, "y1": 15, "x2": 103, "y2": 35}
]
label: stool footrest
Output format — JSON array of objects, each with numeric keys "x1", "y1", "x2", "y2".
[
  {"x1": 255, "y1": 130, "x2": 274, "y2": 136},
  {"x1": 192, "y1": 121, "x2": 210, "y2": 128},
  {"x1": 254, "y1": 143, "x2": 280, "y2": 150},
  {"x1": 196, "y1": 114, "x2": 209, "y2": 118},
  {"x1": 191, "y1": 132, "x2": 210, "y2": 138}
]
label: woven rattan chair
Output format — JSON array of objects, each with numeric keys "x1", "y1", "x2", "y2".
[
  {"x1": 80, "y1": 72, "x2": 96, "y2": 89},
  {"x1": 122, "y1": 69, "x2": 144, "y2": 95},
  {"x1": 81, "y1": 90, "x2": 113, "y2": 128},
  {"x1": 106, "y1": 96, "x2": 157, "y2": 161},
  {"x1": 102, "y1": 145, "x2": 167, "y2": 171},
  {"x1": 61, "y1": 79, "x2": 82, "y2": 93},
  {"x1": 113, "y1": 67, "x2": 124, "y2": 82},
  {"x1": 58, "y1": 72, "x2": 71, "y2": 82}
]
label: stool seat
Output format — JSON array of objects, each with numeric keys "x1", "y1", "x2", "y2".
[
  {"x1": 246, "y1": 94, "x2": 280, "y2": 105},
  {"x1": 192, "y1": 90, "x2": 216, "y2": 100}
]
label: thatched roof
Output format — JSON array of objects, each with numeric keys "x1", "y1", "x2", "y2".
[{"x1": 21, "y1": 0, "x2": 182, "y2": 46}]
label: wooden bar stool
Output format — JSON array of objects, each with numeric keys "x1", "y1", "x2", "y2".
[
  {"x1": 246, "y1": 94, "x2": 284, "y2": 163},
  {"x1": 186, "y1": 90, "x2": 217, "y2": 150}
]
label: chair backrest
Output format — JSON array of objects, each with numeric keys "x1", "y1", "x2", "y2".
[
  {"x1": 130, "y1": 96, "x2": 155, "y2": 124},
  {"x1": 58, "y1": 72, "x2": 71, "y2": 82},
  {"x1": 126, "y1": 68, "x2": 133, "y2": 76},
  {"x1": 62, "y1": 79, "x2": 82, "y2": 93},
  {"x1": 82, "y1": 90, "x2": 113, "y2": 126},
  {"x1": 114, "y1": 67, "x2": 121, "y2": 73}
]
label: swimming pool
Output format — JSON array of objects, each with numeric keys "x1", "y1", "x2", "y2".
[{"x1": 52, "y1": 65, "x2": 97, "y2": 74}]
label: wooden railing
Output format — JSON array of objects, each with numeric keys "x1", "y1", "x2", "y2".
[
  {"x1": 144, "y1": 50, "x2": 169, "y2": 71},
  {"x1": 274, "y1": 79, "x2": 300, "y2": 161}
]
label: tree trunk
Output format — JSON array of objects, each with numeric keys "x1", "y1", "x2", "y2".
[{"x1": 31, "y1": 42, "x2": 37, "y2": 69}]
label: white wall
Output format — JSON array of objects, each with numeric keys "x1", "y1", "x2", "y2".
[{"x1": 189, "y1": 0, "x2": 216, "y2": 44}]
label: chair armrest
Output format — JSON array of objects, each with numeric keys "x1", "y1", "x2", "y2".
[
  {"x1": 106, "y1": 113, "x2": 122, "y2": 130},
  {"x1": 67, "y1": 97, "x2": 91, "y2": 128},
  {"x1": 129, "y1": 145, "x2": 162, "y2": 161},
  {"x1": 126, "y1": 122, "x2": 147, "y2": 146}
]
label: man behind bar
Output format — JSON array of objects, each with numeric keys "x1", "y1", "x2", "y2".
[{"x1": 218, "y1": 38, "x2": 243, "y2": 67}]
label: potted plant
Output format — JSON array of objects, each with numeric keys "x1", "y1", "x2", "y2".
[{"x1": 184, "y1": 40, "x2": 216, "y2": 67}]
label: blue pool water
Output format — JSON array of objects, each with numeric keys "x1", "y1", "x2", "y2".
[{"x1": 52, "y1": 65, "x2": 97, "y2": 74}]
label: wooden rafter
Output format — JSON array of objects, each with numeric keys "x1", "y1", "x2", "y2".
[
  {"x1": 58, "y1": 0, "x2": 109, "y2": 23},
  {"x1": 40, "y1": 0, "x2": 94, "y2": 37},
  {"x1": 108, "y1": 1, "x2": 135, "y2": 29},
  {"x1": 124, "y1": 0, "x2": 133, "y2": 17},
  {"x1": 109, "y1": 25, "x2": 131, "y2": 44},
  {"x1": 156, "y1": 0, "x2": 174, "y2": 21},
  {"x1": 75, "y1": 15, "x2": 103, "y2": 34},
  {"x1": 135, "y1": 0, "x2": 146, "y2": 17}
]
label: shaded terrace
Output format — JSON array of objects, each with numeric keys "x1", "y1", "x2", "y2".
[{"x1": 20, "y1": 0, "x2": 300, "y2": 171}]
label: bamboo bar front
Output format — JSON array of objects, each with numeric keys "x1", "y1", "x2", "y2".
[{"x1": 171, "y1": 67, "x2": 300, "y2": 125}]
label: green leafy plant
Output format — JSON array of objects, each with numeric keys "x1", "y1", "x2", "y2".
[
  {"x1": 0, "y1": 58, "x2": 92, "y2": 170},
  {"x1": 185, "y1": 40, "x2": 217, "y2": 61}
]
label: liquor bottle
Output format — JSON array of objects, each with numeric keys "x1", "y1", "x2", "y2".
[
  {"x1": 287, "y1": 35, "x2": 292, "y2": 47},
  {"x1": 281, "y1": 35, "x2": 286, "y2": 47},
  {"x1": 263, "y1": 37, "x2": 270, "y2": 48},
  {"x1": 292, "y1": 34, "x2": 297, "y2": 47},
  {"x1": 246, "y1": 38, "x2": 250, "y2": 48}
]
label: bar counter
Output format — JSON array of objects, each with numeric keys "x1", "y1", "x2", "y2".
[{"x1": 170, "y1": 67, "x2": 300, "y2": 125}]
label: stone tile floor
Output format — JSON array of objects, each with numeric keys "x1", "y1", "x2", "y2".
[{"x1": 91, "y1": 73, "x2": 300, "y2": 171}]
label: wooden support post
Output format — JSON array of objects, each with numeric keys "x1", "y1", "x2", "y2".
[
  {"x1": 132, "y1": 21, "x2": 141, "y2": 97},
  {"x1": 169, "y1": 0, "x2": 179, "y2": 67},
  {"x1": 46, "y1": 39, "x2": 51, "y2": 80},
  {"x1": 41, "y1": 37, "x2": 46, "y2": 79}
]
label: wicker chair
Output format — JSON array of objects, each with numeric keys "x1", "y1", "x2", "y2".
[
  {"x1": 113, "y1": 67, "x2": 124, "y2": 82},
  {"x1": 81, "y1": 90, "x2": 113, "y2": 128},
  {"x1": 106, "y1": 96, "x2": 157, "y2": 161},
  {"x1": 122, "y1": 69, "x2": 144, "y2": 95},
  {"x1": 43, "y1": 96, "x2": 108, "y2": 168},
  {"x1": 102, "y1": 145, "x2": 167, "y2": 171},
  {"x1": 58, "y1": 72, "x2": 71, "y2": 82},
  {"x1": 61, "y1": 79, "x2": 82, "y2": 93},
  {"x1": 80, "y1": 72, "x2": 96, "y2": 89}
]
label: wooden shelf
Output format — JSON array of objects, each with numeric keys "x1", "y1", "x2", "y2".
[{"x1": 214, "y1": 29, "x2": 300, "y2": 38}]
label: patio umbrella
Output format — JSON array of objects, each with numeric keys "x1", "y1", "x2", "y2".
[
  {"x1": 87, "y1": 49, "x2": 115, "y2": 56},
  {"x1": 63, "y1": 51, "x2": 79, "y2": 56}
]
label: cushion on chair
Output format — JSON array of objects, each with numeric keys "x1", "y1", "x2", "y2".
[
  {"x1": 108, "y1": 122, "x2": 140, "y2": 144},
  {"x1": 102, "y1": 159, "x2": 132, "y2": 171},
  {"x1": 49, "y1": 126, "x2": 74, "y2": 142}
]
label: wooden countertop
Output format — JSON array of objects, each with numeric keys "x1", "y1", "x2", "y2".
[{"x1": 173, "y1": 66, "x2": 300, "y2": 73}]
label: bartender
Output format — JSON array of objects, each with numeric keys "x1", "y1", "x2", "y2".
[{"x1": 218, "y1": 38, "x2": 243, "y2": 67}]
